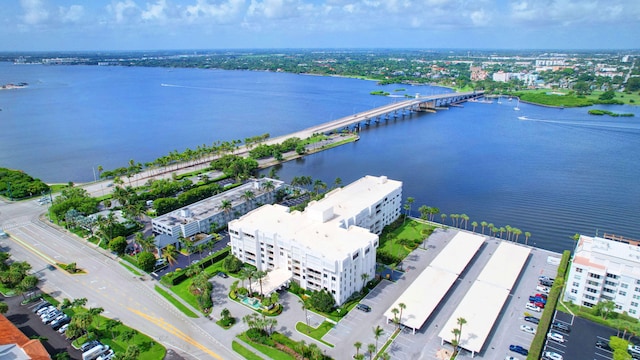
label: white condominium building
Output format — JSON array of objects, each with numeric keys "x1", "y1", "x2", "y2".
[
  {"x1": 229, "y1": 175, "x2": 402, "y2": 304},
  {"x1": 152, "y1": 178, "x2": 284, "y2": 240},
  {"x1": 564, "y1": 235, "x2": 640, "y2": 319}
]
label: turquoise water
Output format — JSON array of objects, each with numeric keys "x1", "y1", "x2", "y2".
[{"x1": 1, "y1": 62, "x2": 639, "y2": 253}]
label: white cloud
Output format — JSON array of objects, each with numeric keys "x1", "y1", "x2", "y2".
[
  {"x1": 184, "y1": 0, "x2": 246, "y2": 22},
  {"x1": 20, "y1": 0, "x2": 49, "y2": 25},
  {"x1": 59, "y1": 5, "x2": 85, "y2": 23},
  {"x1": 107, "y1": 0, "x2": 141, "y2": 24},
  {"x1": 142, "y1": 0, "x2": 167, "y2": 21}
]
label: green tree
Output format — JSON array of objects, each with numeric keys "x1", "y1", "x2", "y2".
[
  {"x1": 162, "y1": 244, "x2": 178, "y2": 270},
  {"x1": 480, "y1": 221, "x2": 488, "y2": 234},
  {"x1": 524, "y1": 231, "x2": 531, "y2": 245},
  {"x1": 223, "y1": 255, "x2": 243, "y2": 273},
  {"x1": 309, "y1": 290, "x2": 336, "y2": 313},
  {"x1": 0, "y1": 301, "x2": 8, "y2": 314},
  {"x1": 354, "y1": 341, "x2": 362, "y2": 358},
  {"x1": 137, "y1": 251, "x2": 156, "y2": 272},
  {"x1": 373, "y1": 325, "x2": 384, "y2": 352},
  {"x1": 368, "y1": 343, "x2": 377, "y2": 360},
  {"x1": 108, "y1": 236, "x2": 128, "y2": 255}
]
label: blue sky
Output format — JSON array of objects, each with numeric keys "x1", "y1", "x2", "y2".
[{"x1": 3, "y1": 0, "x2": 639, "y2": 51}]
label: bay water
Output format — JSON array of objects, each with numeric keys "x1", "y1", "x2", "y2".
[{"x1": 1, "y1": 62, "x2": 639, "y2": 253}]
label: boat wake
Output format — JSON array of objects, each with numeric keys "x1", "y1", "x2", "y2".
[{"x1": 516, "y1": 116, "x2": 640, "y2": 131}]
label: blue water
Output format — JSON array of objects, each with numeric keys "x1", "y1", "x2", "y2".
[{"x1": 1, "y1": 62, "x2": 639, "y2": 253}]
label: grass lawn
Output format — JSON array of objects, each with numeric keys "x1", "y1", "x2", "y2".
[
  {"x1": 514, "y1": 89, "x2": 640, "y2": 107},
  {"x1": 295, "y1": 321, "x2": 334, "y2": 347},
  {"x1": 232, "y1": 341, "x2": 263, "y2": 360},
  {"x1": 378, "y1": 219, "x2": 435, "y2": 260},
  {"x1": 237, "y1": 333, "x2": 296, "y2": 360},
  {"x1": 120, "y1": 260, "x2": 143, "y2": 276},
  {"x1": 169, "y1": 261, "x2": 225, "y2": 314},
  {"x1": 154, "y1": 285, "x2": 199, "y2": 318}
]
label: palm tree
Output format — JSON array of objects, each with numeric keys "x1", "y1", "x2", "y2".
[
  {"x1": 524, "y1": 231, "x2": 531, "y2": 245},
  {"x1": 398, "y1": 302, "x2": 406, "y2": 326},
  {"x1": 499, "y1": 227, "x2": 506, "y2": 239},
  {"x1": 255, "y1": 270, "x2": 268, "y2": 297},
  {"x1": 242, "y1": 190, "x2": 255, "y2": 206},
  {"x1": 137, "y1": 234, "x2": 156, "y2": 253},
  {"x1": 354, "y1": 341, "x2": 362, "y2": 358},
  {"x1": 429, "y1": 207, "x2": 439, "y2": 221},
  {"x1": 162, "y1": 244, "x2": 178, "y2": 270},
  {"x1": 238, "y1": 268, "x2": 250, "y2": 289},
  {"x1": 480, "y1": 221, "x2": 488, "y2": 235},
  {"x1": 391, "y1": 307, "x2": 400, "y2": 327},
  {"x1": 456, "y1": 317, "x2": 467, "y2": 349},
  {"x1": 299, "y1": 298, "x2": 310, "y2": 330},
  {"x1": 460, "y1": 214, "x2": 469, "y2": 229},
  {"x1": 367, "y1": 343, "x2": 376, "y2": 360},
  {"x1": 334, "y1": 177, "x2": 342, "y2": 189},
  {"x1": 440, "y1": 213, "x2": 447, "y2": 224},
  {"x1": 505, "y1": 225, "x2": 512, "y2": 241},
  {"x1": 513, "y1": 228, "x2": 522, "y2": 243},
  {"x1": 219, "y1": 199, "x2": 233, "y2": 220},
  {"x1": 471, "y1": 221, "x2": 478, "y2": 233},
  {"x1": 403, "y1": 197, "x2": 415, "y2": 224},
  {"x1": 360, "y1": 273, "x2": 370, "y2": 291},
  {"x1": 373, "y1": 325, "x2": 384, "y2": 352},
  {"x1": 450, "y1": 214, "x2": 458, "y2": 227}
]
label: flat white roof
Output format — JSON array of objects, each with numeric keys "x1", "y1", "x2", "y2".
[
  {"x1": 306, "y1": 175, "x2": 402, "y2": 225},
  {"x1": 232, "y1": 204, "x2": 377, "y2": 260},
  {"x1": 438, "y1": 241, "x2": 530, "y2": 355},
  {"x1": 438, "y1": 282, "x2": 511, "y2": 354},
  {"x1": 429, "y1": 232, "x2": 485, "y2": 274},
  {"x1": 477, "y1": 241, "x2": 531, "y2": 290},
  {"x1": 383, "y1": 267, "x2": 458, "y2": 330},
  {"x1": 382, "y1": 231, "x2": 485, "y2": 332},
  {"x1": 251, "y1": 267, "x2": 292, "y2": 296}
]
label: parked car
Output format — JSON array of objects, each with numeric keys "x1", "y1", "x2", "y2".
[
  {"x1": 355, "y1": 304, "x2": 371, "y2": 312},
  {"x1": 524, "y1": 316, "x2": 540, "y2": 324},
  {"x1": 216, "y1": 271, "x2": 229, "y2": 278},
  {"x1": 51, "y1": 316, "x2": 70, "y2": 330},
  {"x1": 543, "y1": 351, "x2": 563, "y2": 360},
  {"x1": 36, "y1": 305, "x2": 55, "y2": 316},
  {"x1": 529, "y1": 296, "x2": 547, "y2": 304},
  {"x1": 533, "y1": 301, "x2": 546, "y2": 309},
  {"x1": 80, "y1": 340, "x2": 102, "y2": 352},
  {"x1": 539, "y1": 275, "x2": 554, "y2": 282},
  {"x1": 540, "y1": 279, "x2": 554, "y2": 287},
  {"x1": 547, "y1": 331, "x2": 565, "y2": 343},
  {"x1": 596, "y1": 340, "x2": 612, "y2": 351},
  {"x1": 552, "y1": 322, "x2": 571, "y2": 333},
  {"x1": 509, "y1": 345, "x2": 528, "y2": 356},
  {"x1": 526, "y1": 303, "x2": 541, "y2": 312},
  {"x1": 58, "y1": 323, "x2": 70, "y2": 334},
  {"x1": 33, "y1": 301, "x2": 51, "y2": 313},
  {"x1": 520, "y1": 325, "x2": 536, "y2": 334},
  {"x1": 43, "y1": 312, "x2": 64, "y2": 325},
  {"x1": 536, "y1": 285, "x2": 550, "y2": 294}
]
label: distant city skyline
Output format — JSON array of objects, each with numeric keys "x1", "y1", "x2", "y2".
[{"x1": 3, "y1": 0, "x2": 639, "y2": 51}]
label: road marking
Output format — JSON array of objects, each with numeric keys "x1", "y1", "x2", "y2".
[
  {"x1": 8, "y1": 233, "x2": 60, "y2": 266},
  {"x1": 128, "y1": 307, "x2": 223, "y2": 360}
]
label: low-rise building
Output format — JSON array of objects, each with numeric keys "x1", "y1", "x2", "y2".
[
  {"x1": 152, "y1": 178, "x2": 283, "y2": 240},
  {"x1": 564, "y1": 234, "x2": 640, "y2": 319},
  {"x1": 229, "y1": 175, "x2": 402, "y2": 304}
]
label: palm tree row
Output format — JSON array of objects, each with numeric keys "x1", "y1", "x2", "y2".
[{"x1": 416, "y1": 202, "x2": 532, "y2": 245}]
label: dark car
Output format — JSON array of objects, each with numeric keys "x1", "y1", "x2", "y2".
[
  {"x1": 596, "y1": 340, "x2": 612, "y2": 351},
  {"x1": 32, "y1": 301, "x2": 51, "y2": 313},
  {"x1": 51, "y1": 316, "x2": 70, "y2": 330},
  {"x1": 217, "y1": 271, "x2": 229, "y2": 278},
  {"x1": 356, "y1": 304, "x2": 371, "y2": 312},
  {"x1": 509, "y1": 344, "x2": 528, "y2": 356},
  {"x1": 80, "y1": 340, "x2": 102, "y2": 352},
  {"x1": 525, "y1": 316, "x2": 540, "y2": 324},
  {"x1": 552, "y1": 322, "x2": 571, "y2": 333},
  {"x1": 529, "y1": 296, "x2": 547, "y2": 304},
  {"x1": 540, "y1": 279, "x2": 554, "y2": 287}
]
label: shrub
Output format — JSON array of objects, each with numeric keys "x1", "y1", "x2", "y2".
[{"x1": 108, "y1": 236, "x2": 127, "y2": 255}]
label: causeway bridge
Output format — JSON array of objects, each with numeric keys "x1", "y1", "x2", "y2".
[{"x1": 269, "y1": 90, "x2": 484, "y2": 141}]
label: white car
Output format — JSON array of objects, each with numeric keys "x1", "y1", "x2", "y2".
[
  {"x1": 547, "y1": 331, "x2": 565, "y2": 343},
  {"x1": 58, "y1": 323, "x2": 69, "y2": 334},
  {"x1": 536, "y1": 285, "x2": 550, "y2": 294},
  {"x1": 544, "y1": 351, "x2": 563, "y2": 360},
  {"x1": 520, "y1": 325, "x2": 536, "y2": 334},
  {"x1": 526, "y1": 302, "x2": 541, "y2": 312}
]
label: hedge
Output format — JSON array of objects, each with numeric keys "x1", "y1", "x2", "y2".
[{"x1": 527, "y1": 250, "x2": 571, "y2": 360}]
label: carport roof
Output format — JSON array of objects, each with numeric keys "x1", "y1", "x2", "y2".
[
  {"x1": 383, "y1": 231, "x2": 485, "y2": 332},
  {"x1": 438, "y1": 241, "x2": 531, "y2": 355},
  {"x1": 251, "y1": 267, "x2": 292, "y2": 296}
]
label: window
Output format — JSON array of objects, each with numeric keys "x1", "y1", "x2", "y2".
[
  {"x1": 576, "y1": 268, "x2": 583, "y2": 273},
  {"x1": 631, "y1": 309, "x2": 637, "y2": 315},
  {"x1": 571, "y1": 289, "x2": 578, "y2": 294},
  {"x1": 573, "y1": 282, "x2": 579, "y2": 287},
  {"x1": 635, "y1": 287, "x2": 640, "y2": 292},
  {"x1": 590, "y1": 273, "x2": 602, "y2": 279},
  {"x1": 619, "y1": 291, "x2": 627, "y2": 296},
  {"x1": 586, "y1": 288, "x2": 598, "y2": 293},
  {"x1": 632, "y1": 302, "x2": 639, "y2": 308},
  {"x1": 622, "y1": 283, "x2": 629, "y2": 289}
]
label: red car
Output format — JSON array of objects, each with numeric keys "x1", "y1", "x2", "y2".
[
  {"x1": 534, "y1": 301, "x2": 545, "y2": 308},
  {"x1": 535, "y1": 293, "x2": 548, "y2": 300}
]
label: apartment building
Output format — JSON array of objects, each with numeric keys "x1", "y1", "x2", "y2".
[
  {"x1": 564, "y1": 235, "x2": 640, "y2": 319},
  {"x1": 228, "y1": 175, "x2": 402, "y2": 304},
  {"x1": 152, "y1": 178, "x2": 284, "y2": 240}
]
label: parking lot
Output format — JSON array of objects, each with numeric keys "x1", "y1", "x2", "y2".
[{"x1": 2, "y1": 293, "x2": 82, "y2": 359}]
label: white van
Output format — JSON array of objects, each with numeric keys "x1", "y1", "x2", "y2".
[{"x1": 526, "y1": 303, "x2": 541, "y2": 312}]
